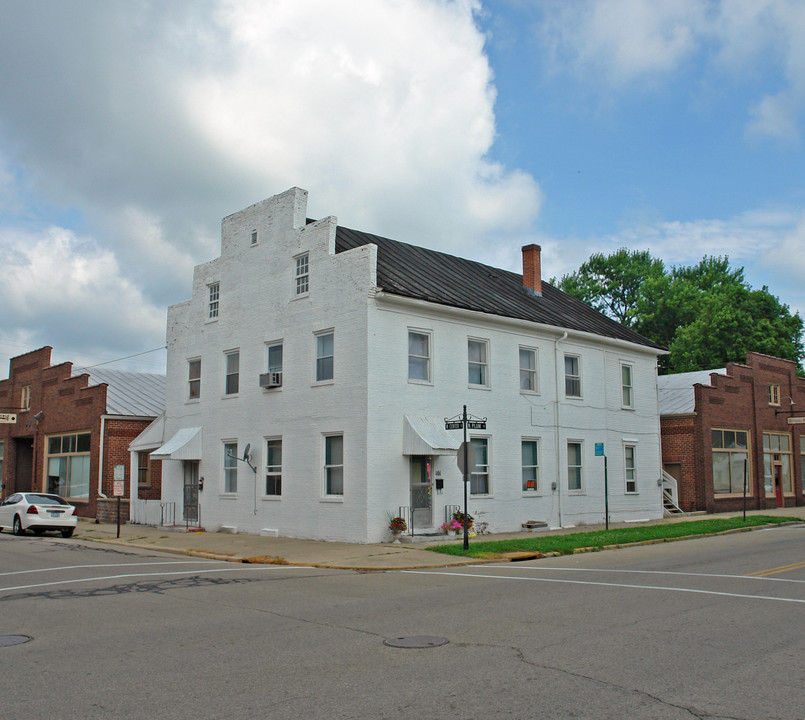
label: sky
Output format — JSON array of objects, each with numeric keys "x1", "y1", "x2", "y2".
[{"x1": 1, "y1": 0, "x2": 803, "y2": 376}]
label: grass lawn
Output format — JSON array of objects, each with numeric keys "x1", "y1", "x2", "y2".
[{"x1": 427, "y1": 515, "x2": 800, "y2": 559}]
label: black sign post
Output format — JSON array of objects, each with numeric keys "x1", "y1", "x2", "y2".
[{"x1": 445, "y1": 405, "x2": 487, "y2": 550}]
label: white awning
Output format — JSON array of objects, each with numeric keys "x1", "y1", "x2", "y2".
[
  {"x1": 403, "y1": 416, "x2": 461, "y2": 456},
  {"x1": 151, "y1": 427, "x2": 203, "y2": 461},
  {"x1": 129, "y1": 413, "x2": 165, "y2": 452}
]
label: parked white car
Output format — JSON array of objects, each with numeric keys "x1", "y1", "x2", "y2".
[{"x1": 0, "y1": 493, "x2": 77, "y2": 538}]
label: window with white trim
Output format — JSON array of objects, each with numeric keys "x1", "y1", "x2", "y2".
[
  {"x1": 265, "y1": 438, "x2": 282, "y2": 496},
  {"x1": 519, "y1": 347, "x2": 538, "y2": 392},
  {"x1": 188, "y1": 358, "x2": 201, "y2": 400},
  {"x1": 208, "y1": 282, "x2": 220, "y2": 319},
  {"x1": 408, "y1": 330, "x2": 431, "y2": 382},
  {"x1": 267, "y1": 342, "x2": 283, "y2": 374},
  {"x1": 46, "y1": 432, "x2": 91, "y2": 500},
  {"x1": 225, "y1": 351, "x2": 239, "y2": 395},
  {"x1": 223, "y1": 442, "x2": 238, "y2": 493},
  {"x1": 522, "y1": 439, "x2": 539, "y2": 492},
  {"x1": 769, "y1": 384, "x2": 780, "y2": 406},
  {"x1": 295, "y1": 253, "x2": 309, "y2": 296},
  {"x1": 21, "y1": 385, "x2": 31, "y2": 411},
  {"x1": 468, "y1": 339, "x2": 489, "y2": 387},
  {"x1": 621, "y1": 363, "x2": 634, "y2": 408},
  {"x1": 316, "y1": 331, "x2": 334, "y2": 382},
  {"x1": 324, "y1": 435, "x2": 344, "y2": 496},
  {"x1": 564, "y1": 355, "x2": 581, "y2": 398},
  {"x1": 470, "y1": 438, "x2": 490, "y2": 494},
  {"x1": 567, "y1": 441, "x2": 583, "y2": 491},
  {"x1": 711, "y1": 429, "x2": 750, "y2": 494},
  {"x1": 624, "y1": 444, "x2": 637, "y2": 493}
]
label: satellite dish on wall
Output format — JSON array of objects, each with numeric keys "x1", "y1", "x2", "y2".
[{"x1": 243, "y1": 443, "x2": 251, "y2": 461}]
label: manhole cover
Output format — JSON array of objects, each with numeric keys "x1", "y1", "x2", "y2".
[
  {"x1": 383, "y1": 635, "x2": 449, "y2": 649},
  {"x1": 0, "y1": 635, "x2": 31, "y2": 648}
]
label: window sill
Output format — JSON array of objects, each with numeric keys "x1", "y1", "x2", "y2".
[
  {"x1": 468, "y1": 384, "x2": 491, "y2": 391},
  {"x1": 407, "y1": 379, "x2": 433, "y2": 386},
  {"x1": 320, "y1": 496, "x2": 344, "y2": 503},
  {"x1": 261, "y1": 495, "x2": 282, "y2": 502},
  {"x1": 185, "y1": 398, "x2": 200, "y2": 404},
  {"x1": 291, "y1": 293, "x2": 309, "y2": 301},
  {"x1": 221, "y1": 393, "x2": 240, "y2": 399},
  {"x1": 469, "y1": 493, "x2": 493, "y2": 499},
  {"x1": 218, "y1": 493, "x2": 238, "y2": 500},
  {"x1": 520, "y1": 389, "x2": 540, "y2": 396},
  {"x1": 312, "y1": 380, "x2": 334, "y2": 387},
  {"x1": 567, "y1": 490, "x2": 585, "y2": 496},
  {"x1": 521, "y1": 491, "x2": 543, "y2": 497},
  {"x1": 204, "y1": 317, "x2": 219, "y2": 324}
]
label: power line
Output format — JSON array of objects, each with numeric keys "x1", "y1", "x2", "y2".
[{"x1": 79, "y1": 346, "x2": 167, "y2": 370}]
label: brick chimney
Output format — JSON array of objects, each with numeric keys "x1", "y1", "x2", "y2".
[{"x1": 522, "y1": 244, "x2": 542, "y2": 297}]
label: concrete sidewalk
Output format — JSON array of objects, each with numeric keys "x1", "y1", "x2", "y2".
[{"x1": 71, "y1": 505, "x2": 805, "y2": 571}]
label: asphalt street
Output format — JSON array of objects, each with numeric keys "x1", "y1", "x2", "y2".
[{"x1": 2, "y1": 526, "x2": 804, "y2": 719}]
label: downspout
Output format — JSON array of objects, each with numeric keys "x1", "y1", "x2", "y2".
[
  {"x1": 97, "y1": 415, "x2": 108, "y2": 500},
  {"x1": 554, "y1": 331, "x2": 568, "y2": 528}
]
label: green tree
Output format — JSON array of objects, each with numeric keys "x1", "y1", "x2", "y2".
[{"x1": 556, "y1": 250, "x2": 804, "y2": 374}]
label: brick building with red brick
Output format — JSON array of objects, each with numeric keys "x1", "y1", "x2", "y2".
[
  {"x1": 0, "y1": 347, "x2": 165, "y2": 521},
  {"x1": 658, "y1": 352, "x2": 804, "y2": 513}
]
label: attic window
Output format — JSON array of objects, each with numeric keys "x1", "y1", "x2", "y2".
[{"x1": 251, "y1": 230, "x2": 258, "y2": 245}]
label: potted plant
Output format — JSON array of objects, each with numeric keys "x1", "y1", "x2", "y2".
[
  {"x1": 452, "y1": 510, "x2": 474, "y2": 529},
  {"x1": 388, "y1": 514, "x2": 407, "y2": 541},
  {"x1": 440, "y1": 518, "x2": 464, "y2": 537}
]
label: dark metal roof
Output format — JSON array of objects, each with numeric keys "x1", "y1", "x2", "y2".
[{"x1": 335, "y1": 226, "x2": 665, "y2": 351}]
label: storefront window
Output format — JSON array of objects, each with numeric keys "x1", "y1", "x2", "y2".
[
  {"x1": 763, "y1": 432, "x2": 792, "y2": 495},
  {"x1": 711, "y1": 429, "x2": 749, "y2": 494},
  {"x1": 45, "y1": 432, "x2": 91, "y2": 500}
]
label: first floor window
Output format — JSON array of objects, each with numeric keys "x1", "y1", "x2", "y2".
[
  {"x1": 470, "y1": 438, "x2": 489, "y2": 494},
  {"x1": 137, "y1": 452, "x2": 151, "y2": 488},
  {"x1": 316, "y1": 332, "x2": 334, "y2": 382},
  {"x1": 567, "y1": 441, "x2": 583, "y2": 491},
  {"x1": 324, "y1": 435, "x2": 343, "y2": 495},
  {"x1": 224, "y1": 442, "x2": 238, "y2": 493},
  {"x1": 265, "y1": 439, "x2": 282, "y2": 496},
  {"x1": 763, "y1": 432, "x2": 792, "y2": 495},
  {"x1": 519, "y1": 347, "x2": 538, "y2": 392},
  {"x1": 225, "y1": 351, "x2": 239, "y2": 395},
  {"x1": 0, "y1": 440, "x2": 4, "y2": 487},
  {"x1": 712, "y1": 429, "x2": 749, "y2": 494},
  {"x1": 46, "y1": 432, "x2": 91, "y2": 500},
  {"x1": 624, "y1": 445, "x2": 637, "y2": 493},
  {"x1": 188, "y1": 358, "x2": 201, "y2": 399},
  {"x1": 408, "y1": 330, "x2": 431, "y2": 382},
  {"x1": 522, "y1": 439, "x2": 539, "y2": 492}
]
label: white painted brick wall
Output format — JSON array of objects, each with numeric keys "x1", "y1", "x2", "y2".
[{"x1": 159, "y1": 188, "x2": 664, "y2": 544}]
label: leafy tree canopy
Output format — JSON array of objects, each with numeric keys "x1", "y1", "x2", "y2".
[{"x1": 555, "y1": 249, "x2": 804, "y2": 374}]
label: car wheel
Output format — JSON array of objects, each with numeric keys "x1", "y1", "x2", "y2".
[
  {"x1": 61, "y1": 528, "x2": 74, "y2": 538},
  {"x1": 13, "y1": 515, "x2": 25, "y2": 536}
]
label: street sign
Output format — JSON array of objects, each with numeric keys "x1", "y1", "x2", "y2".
[
  {"x1": 113, "y1": 480, "x2": 125, "y2": 497},
  {"x1": 0, "y1": 413, "x2": 16, "y2": 424},
  {"x1": 457, "y1": 441, "x2": 477, "y2": 475},
  {"x1": 444, "y1": 421, "x2": 464, "y2": 430},
  {"x1": 466, "y1": 420, "x2": 487, "y2": 430},
  {"x1": 788, "y1": 417, "x2": 805, "y2": 424},
  {"x1": 595, "y1": 443, "x2": 604, "y2": 456}
]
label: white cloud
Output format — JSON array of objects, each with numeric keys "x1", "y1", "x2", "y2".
[
  {"x1": 0, "y1": 225, "x2": 166, "y2": 365},
  {"x1": 536, "y1": 0, "x2": 805, "y2": 141}
]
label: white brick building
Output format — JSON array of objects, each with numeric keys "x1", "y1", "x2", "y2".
[{"x1": 136, "y1": 187, "x2": 666, "y2": 543}]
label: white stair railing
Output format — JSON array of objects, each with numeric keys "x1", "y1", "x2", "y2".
[{"x1": 661, "y1": 470, "x2": 684, "y2": 515}]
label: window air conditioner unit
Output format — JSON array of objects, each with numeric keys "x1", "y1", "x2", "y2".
[{"x1": 259, "y1": 372, "x2": 282, "y2": 388}]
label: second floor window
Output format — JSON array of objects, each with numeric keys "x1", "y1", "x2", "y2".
[
  {"x1": 769, "y1": 384, "x2": 780, "y2": 406},
  {"x1": 316, "y1": 332, "x2": 334, "y2": 382},
  {"x1": 295, "y1": 253, "x2": 309, "y2": 295},
  {"x1": 21, "y1": 385, "x2": 31, "y2": 411},
  {"x1": 225, "y1": 351, "x2": 240, "y2": 395},
  {"x1": 565, "y1": 355, "x2": 581, "y2": 398},
  {"x1": 188, "y1": 359, "x2": 201, "y2": 400},
  {"x1": 208, "y1": 282, "x2": 220, "y2": 319},
  {"x1": 621, "y1": 363, "x2": 634, "y2": 408},
  {"x1": 519, "y1": 348, "x2": 537, "y2": 392},
  {"x1": 468, "y1": 339, "x2": 489, "y2": 387},
  {"x1": 408, "y1": 331, "x2": 431, "y2": 382},
  {"x1": 267, "y1": 342, "x2": 283, "y2": 374}
]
